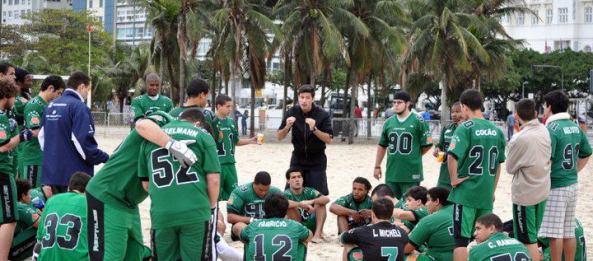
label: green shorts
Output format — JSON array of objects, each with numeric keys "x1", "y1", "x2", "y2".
[
  {"x1": 219, "y1": 164, "x2": 238, "y2": 201},
  {"x1": 513, "y1": 201, "x2": 546, "y2": 244},
  {"x1": 386, "y1": 181, "x2": 419, "y2": 199},
  {"x1": 151, "y1": 221, "x2": 213, "y2": 261},
  {"x1": 20, "y1": 164, "x2": 42, "y2": 188},
  {"x1": 452, "y1": 203, "x2": 491, "y2": 246},
  {"x1": 0, "y1": 173, "x2": 18, "y2": 224},
  {"x1": 10, "y1": 226, "x2": 36, "y2": 260},
  {"x1": 86, "y1": 193, "x2": 151, "y2": 261}
]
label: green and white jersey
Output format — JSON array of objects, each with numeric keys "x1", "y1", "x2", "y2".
[
  {"x1": 15, "y1": 202, "x2": 36, "y2": 233},
  {"x1": 213, "y1": 116, "x2": 239, "y2": 164},
  {"x1": 130, "y1": 94, "x2": 173, "y2": 120},
  {"x1": 284, "y1": 187, "x2": 322, "y2": 226},
  {"x1": 541, "y1": 219, "x2": 586, "y2": 261},
  {"x1": 402, "y1": 207, "x2": 429, "y2": 231},
  {"x1": 448, "y1": 118, "x2": 506, "y2": 209},
  {"x1": 138, "y1": 120, "x2": 220, "y2": 229},
  {"x1": 468, "y1": 232, "x2": 529, "y2": 261},
  {"x1": 408, "y1": 205, "x2": 455, "y2": 261},
  {"x1": 14, "y1": 96, "x2": 28, "y2": 126},
  {"x1": 438, "y1": 123, "x2": 457, "y2": 186},
  {"x1": 0, "y1": 111, "x2": 14, "y2": 175},
  {"x1": 21, "y1": 95, "x2": 48, "y2": 165},
  {"x1": 227, "y1": 182, "x2": 282, "y2": 218},
  {"x1": 86, "y1": 111, "x2": 173, "y2": 209},
  {"x1": 379, "y1": 113, "x2": 432, "y2": 182},
  {"x1": 36, "y1": 192, "x2": 87, "y2": 261},
  {"x1": 241, "y1": 217, "x2": 309, "y2": 261},
  {"x1": 547, "y1": 118, "x2": 592, "y2": 188},
  {"x1": 334, "y1": 194, "x2": 373, "y2": 211}
]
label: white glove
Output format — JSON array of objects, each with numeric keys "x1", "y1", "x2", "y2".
[{"x1": 165, "y1": 139, "x2": 197, "y2": 168}]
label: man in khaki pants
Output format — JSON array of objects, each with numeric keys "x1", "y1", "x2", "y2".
[{"x1": 506, "y1": 98, "x2": 551, "y2": 260}]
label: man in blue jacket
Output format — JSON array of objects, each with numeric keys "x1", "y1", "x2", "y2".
[{"x1": 39, "y1": 72, "x2": 109, "y2": 194}]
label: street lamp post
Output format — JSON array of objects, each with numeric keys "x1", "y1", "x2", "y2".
[
  {"x1": 522, "y1": 81, "x2": 528, "y2": 98},
  {"x1": 87, "y1": 24, "x2": 93, "y2": 108},
  {"x1": 531, "y1": 64, "x2": 564, "y2": 91}
]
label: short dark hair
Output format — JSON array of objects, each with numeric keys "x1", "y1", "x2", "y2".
[
  {"x1": 215, "y1": 94, "x2": 232, "y2": 107},
  {"x1": 179, "y1": 108, "x2": 213, "y2": 135},
  {"x1": 427, "y1": 187, "x2": 450, "y2": 206},
  {"x1": 353, "y1": 177, "x2": 372, "y2": 191},
  {"x1": 187, "y1": 78, "x2": 210, "y2": 97},
  {"x1": 451, "y1": 101, "x2": 461, "y2": 108},
  {"x1": 476, "y1": 213, "x2": 503, "y2": 231},
  {"x1": 16, "y1": 179, "x2": 31, "y2": 201},
  {"x1": 254, "y1": 171, "x2": 271, "y2": 186},
  {"x1": 543, "y1": 90, "x2": 569, "y2": 114},
  {"x1": 285, "y1": 167, "x2": 303, "y2": 180},
  {"x1": 0, "y1": 79, "x2": 18, "y2": 99},
  {"x1": 372, "y1": 198, "x2": 394, "y2": 220},
  {"x1": 405, "y1": 186, "x2": 428, "y2": 204},
  {"x1": 371, "y1": 184, "x2": 395, "y2": 199},
  {"x1": 68, "y1": 171, "x2": 91, "y2": 193},
  {"x1": 66, "y1": 72, "x2": 90, "y2": 90},
  {"x1": 515, "y1": 99, "x2": 536, "y2": 121},
  {"x1": 393, "y1": 91, "x2": 411, "y2": 102},
  {"x1": 297, "y1": 84, "x2": 315, "y2": 97},
  {"x1": 41, "y1": 75, "x2": 66, "y2": 92},
  {"x1": 15, "y1": 68, "x2": 31, "y2": 83},
  {"x1": 459, "y1": 89, "x2": 483, "y2": 111},
  {"x1": 264, "y1": 193, "x2": 289, "y2": 218},
  {"x1": 0, "y1": 62, "x2": 14, "y2": 74}
]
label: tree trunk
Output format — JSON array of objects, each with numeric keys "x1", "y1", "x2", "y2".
[
  {"x1": 320, "y1": 68, "x2": 328, "y2": 107},
  {"x1": 210, "y1": 69, "x2": 217, "y2": 112},
  {"x1": 367, "y1": 73, "x2": 372, "y2": 139},
  {"x1": 282, "y1": 51, "x2": 290, "y2": 119},
  {"x1": 440, "y1": 77, "x2": 450, "y2": 127},
  {"x1": 249, "y1": 82, "x2": 256, "y2": 138},
  {"x1": 177, "y1": 2, "x2": 187, "y2": 103},
  {"x1": 348, "y1": 77, "x2": 357, "y2": 144}
]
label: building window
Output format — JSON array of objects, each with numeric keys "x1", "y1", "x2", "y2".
[
  {"x1": 505, "y1": 15, "x2": 511, "y2": 24},
  {"x1": 559, "y1": 8, "x2": 568, "y2": 23},
  {"x1": 532, "y1": 10, "x2": 539, "y2": 25},
  {"x1": 100, "y1": 0, "x2": 103, "y2": 7},
  {"x1": 586, "y1": 7, "x2": 592, "y2": 23},
  {"x1": 554, "y1": 40, "x2": 570, "y2": 51},
  {"x1": 584, "y1": 46, "x2": 592, "y2": 52},
  {"x1": 15, "y1": 0, "x2": 18, "y2": 4},
  {"x1": 546, "y1": 9, "x2": 553, "y2": 24},
  {"x1": 89, "y1": 0, "x2": 93, "y2": 8},
  {"x1": 517, "y1": 13, "x2": 525, "y2": 25},
  {"x1": 9, "y1": 0, "x2": 12, "y2": 5},
  {"x1": 8, "y1": 11, "x2": 12, "y2": 17}
]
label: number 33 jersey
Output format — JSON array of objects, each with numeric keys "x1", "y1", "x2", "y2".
[
  {"x1": 379, "y1": 114, "x2": 432, "y2": 182},
  {"x1": 240, "y1": 218, "x2": 310, "y2": 261}
]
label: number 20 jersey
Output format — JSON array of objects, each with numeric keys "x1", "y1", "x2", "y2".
[{"x1": 379, "y1": 114, "x2": 432, "y2": 183}]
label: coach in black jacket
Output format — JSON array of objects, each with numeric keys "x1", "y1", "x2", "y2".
[{"x1": 277, "y1": 85, "x2": 333, "y2": 195}]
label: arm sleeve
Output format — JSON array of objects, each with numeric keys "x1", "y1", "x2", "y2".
[
  {"x1": 578, "y1": 130, "x2": 592, "y2": 158},
  {"x1": 227, "y1": 190, "x2": 244, "y2": 215},
  {"x1": 232, "y1": 123, "x2": 240, "y2": 145},
  {"x1": 137, "y1": 141, "x2": 149, "y2": 179},
  {"x1": 498, "y1": 131, "x2": 506, "y2": 163},
  {"x1": 378, "y1": 122, "x2": 389, "y2": 147},
  {"x1": 165, "y1": 99, "x2": 174, "y2": 113},
  {"x1": 437, "y1": 126, "x2": 445, "y2": 150},
  {"x1": 505, "y1": 137, "x2": 530, "y2": 174},
  {"x1": 130, "y1": 98, "x2": 144, "y2": 120},
  {"x1": 202, "y1": 136, "x2": 222, "y2": 174},
  {"x1": 25, "y1": 103, "x2": 42, "y2": 130},
  {"x1": 0, "y1": 119, "x2": 10, "y2": 146},
  {"x1": 340, "y1": 228, "x2": 358, "y2": 244},
  {"x1": 448, "y1": 125, "x2": 469, "y2": 160},
  {"x1": 408, "y1": 219, "x2": 430, "y2": 247},
  {"x1": 334, "y1": 195, "x2": 348, "y2": 207},
  {"x1": 319, "y1": 113, "x2": 333, "y2": 136},
  {"x1": 240, "y1": 225, "x2": 250, "y2": 242},
  {"x1": 419, "y1": 119, "x2": 432, "y2": 146},
  {"x1": 298, "y1": 223, "x2": 310, "y2": 241},
  {"x1": 71, "y1": 104, "x2": 109, "y2": 165}
]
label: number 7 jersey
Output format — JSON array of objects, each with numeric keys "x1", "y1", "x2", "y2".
[{"x1": 379, "y1": 114, "x2": 432, "y2": 183}]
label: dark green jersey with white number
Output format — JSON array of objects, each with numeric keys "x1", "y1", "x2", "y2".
[
  {"x1": 227, "y1": 182, "x2": 282, "y2": 218},
  {"x1": 138, "y1": 120, "x2": 220, "y2": 229},
  {"x1": 0, "y1": 112, "x2": 14, "y2": 174},
  {"x1": 546, "y1": 118, "x2": 592, "y2": 188},
  {"x1": 408, "y1": 205, "x2": 455, "y2": 260},
  {"x1": 21, "y1": 95, "x2": 48, "y2": 165},
  {"x1": 468, "y1": 232, "x2": 529, "y2": 261},
  {"x1": 438, "y1": 123, "x2": 457, "y2": 186},
  {"x1": 36, "y1": 192, "x2": 88, "y2": 261},
  {"x1": 284, "y1": 187, "x2": 322, "y2": 226},
  {"x1": 86, "y1": 112, "x2": 173, "y2": 209},
  {"x1": 130, "y1": 94, "x2": 173, "y2": 120},
  {"x1": 241, "y1": 217, "x2": 309, "y2": 261},
  {"x1": 379, "y1": 113, "x2": 432, "y2": 182},
  {"x1": 213, "y1": 116, "x2": 239, "y2": 164},
  {"x1": 448, "y1": 118, "x2": 506, "y2": 209}
]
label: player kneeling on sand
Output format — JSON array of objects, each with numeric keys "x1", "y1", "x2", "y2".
[{"x1": 330, "y1": 177, "x2": 373, "y2": 235}]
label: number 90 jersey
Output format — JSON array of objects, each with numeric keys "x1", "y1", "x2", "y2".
[
  {"x1": 240, "y1": 217, "x2": 310, "y2": 261},
  {"x1": 448, "y1": 118, "x2": 505, "y2": 210},
  {"x1": 36, "y1": 192, "x2": 87, "y2": 261},
  {"x1": 379, "y1": 114, "x2": 432, "y2": 183},
  {"x1": 546, "y1": 119, "x2": 592, "y2": 188}
]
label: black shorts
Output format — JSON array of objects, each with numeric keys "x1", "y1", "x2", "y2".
[{"x1": 0, "y1": 173, "x2": 17, "y2": 224}]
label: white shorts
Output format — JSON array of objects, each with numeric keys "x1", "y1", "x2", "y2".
[{"x1": 538, "y1": 184, "x2": 577, "y2": 238}]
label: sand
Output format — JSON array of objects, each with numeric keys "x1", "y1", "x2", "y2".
[{"x1": 95, "y1": 135, "x2": 593, "y2": 260}]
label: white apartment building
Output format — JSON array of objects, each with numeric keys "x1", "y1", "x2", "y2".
[
  {"x1": 1, "y1": 0, "x2": 71, "y2": 25},
  {"x1": 114, "y1": 0, "x2": 152, "y2": 45},
  {"x1": 503, "y1": 0, "x2": 593, "y2": 52}
]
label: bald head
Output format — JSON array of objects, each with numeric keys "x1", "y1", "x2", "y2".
[{"x1": 145, "y1": 73, "x2": 161, "y2": 96}]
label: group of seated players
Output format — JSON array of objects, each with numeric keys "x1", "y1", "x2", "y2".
[{"x1": 9, "y1": 167, "x2": 585, "y2": 260}]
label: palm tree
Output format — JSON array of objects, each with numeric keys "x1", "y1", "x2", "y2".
[
  {"x1": 212, "y1": 0, "x2": 279, "y2": 136},
  {"x1": 402, "y1": 0, "x2": 489, "y2": 125}
]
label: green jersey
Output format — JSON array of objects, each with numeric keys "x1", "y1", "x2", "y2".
[
  {"x1": 334, "y1": 194, "x2": 373, "y2": 211},
  {"x1": 437, "y1": 123, "x2": 457, "y2": 186},
  {"x1": 468, "y1": 232, "x2": 529, "y2": 261},
  {"x1": 284, "y1": 187, "x2": 322, "y2": 227},
  {"x1": 227, "y1": 182, "x2": 282, "y2": 218},
  {"x1": 0, "y1": 111, "x2": 14, "y2": 174},
  {"x1": 240, "y1": 217, "x2": 309, "y2": 261},
  {"x1": 169, "y1": 105, "x2": 218, "y2": 140},
  {"x1": 86, "y1": 112, "x2": 173, "y2": 209},
  {"x1": 213, "y1": 116, "x2": 239, "y2": 164},
  {"x1": 130, "y1": 94, "x2": 173, "y2": 120},
  {"x1": 21, "y1": 95, "x2": 48, "y2": 165},
  {"x1": 36, "y1": 192, "x2": 88, "y2": 261},
  {"x1": 379, "y1": 113, "x2": 432, "y2": 182},
  {"x1": 546, "y1": 118, "x2": 592, "y2": 188},
  {"x1": 15, "y1": 202, "x2": 36, "y2": 233},
  {"x1": 408, "y1": 205, "x2": 455, "y2": 260},
  {"x1": 448, "y1": 118, "x2": 506, "y2": 209},
  {"x1": 402, "y1": 207, "x2": 429, "y2": 231},
  {"x1": 138, "y1": 120, "x2": 221, "y2": 229}
]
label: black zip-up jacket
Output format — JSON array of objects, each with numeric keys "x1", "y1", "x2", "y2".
[{"x1": 279, "y1": 105, "x2": 333, "y2": 157}]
